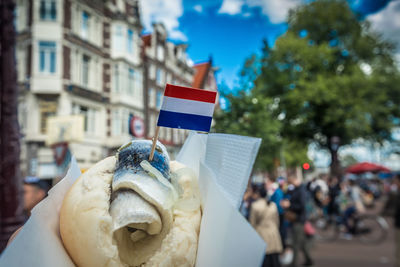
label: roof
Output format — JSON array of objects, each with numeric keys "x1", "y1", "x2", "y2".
[
  {"x1": 142, "y1": 34, "x2": 151, "y2": 48},
  {"x1": 192, "y1": 62, "x2": 211, "y2": 88}
]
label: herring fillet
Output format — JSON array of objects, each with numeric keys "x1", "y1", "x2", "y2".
[
  {"x1": 109, "y1": 140, "x2": 173, "y2": 266},
  {"x1": 109, "y1": 190, "x2": 162, "y2": 238}
]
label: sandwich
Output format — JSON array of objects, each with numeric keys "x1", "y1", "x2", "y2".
[{"x1": 60, "y1": 140, "x2": 202, "y2": 267}]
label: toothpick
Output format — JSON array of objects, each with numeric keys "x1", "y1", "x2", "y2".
[{"x1": 149, "y1": 126, "x2": 160, "y2": 161}]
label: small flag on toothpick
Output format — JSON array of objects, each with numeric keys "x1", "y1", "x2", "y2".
[{"x1": 149, "y1": 84, "x2": 217, "y2": 160}]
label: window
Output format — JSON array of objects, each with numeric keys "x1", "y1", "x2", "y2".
[
  {"x1": 127, "y1": 29, "x2": 134, "y2": 54},
  {"x1": 173, "y1": 129, "x2": 179, "y2": 144},
  {"x1": 39, "y1": 98, "x2": 57, "y2": 134},
  {"x1": 157, "y1": 45, "x2": 164, "y2": 61},
  {"x1": 159, "y1": 127, "x2": 164, "y2": 140},
  {"x1": 40, "y1": 0, "x2": 56, "y2": 21},
  {"x1": 166, "y1": 128, "x2": 171, "y2": 142},
  {"x1": 80, "y1": 106, "x2": 89, "y2": 131},
  {"x1": 134, "y1": 70, "x2": 142, "y2": 97},
  {"x1": 112, "y1": 110, "x2": 121, "y2": 136},
  {"x1": 128, "y1": 68, "x2": 135, "y2": 95},
  {"x1": 81, "y1": 11, "x2": 90, "y2": 39},
  {"x1": 113, "y1": 25, "x2": 123, "y2": 51},
  {"x1": 72, "y1": 104, "x2": 96, "y2": 133},
  {"x1": 149, "y1": 114, "x2": 155, "y2": 136},
  {"x1": 122, "y1": 109, "x2": 129, "y2": 134},
  {"x1": 113, "y1": 65, "x2": 120, "y2": 93},
  {"x1": 17, "y1": 46, "x2": 26, "y2": 81},
  {"x1": 18, "y1": 102, "x2": 27, "y2": 132},
  {"x1": 156, "y1": 68, "x2": 163, "y2": 86},
  {"x1": 15, "y1": 2, "x2": 27, "y2": 32},
  {"x1": 149, "y1": 64, "x2": 156, "y2": 80},
  {"x1": 179, "y1": 49, "x2": 186, "y2": 61},
  {"x1": 149, "y1": 88, "x2": 155, "y2": 108},
  {"x1": 82, "y1": 55, "x2": 90, "y2": 87},
  {"x1": 156, "y1": 91, "x2": 163, "y2": 109},
  {"x1": 39, "y1": 41, "x2": 56, "y2": 73}
]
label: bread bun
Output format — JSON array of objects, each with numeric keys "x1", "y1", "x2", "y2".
[{"x1": 60, "y1": 157, "x2": 201, "y2": 267}]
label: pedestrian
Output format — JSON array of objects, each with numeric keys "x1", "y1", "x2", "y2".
[
  {"x1": 250, "y1": 185, "x2": 283, "y2": 267},
  {"x1": 343, "y1": 178, "x2": 365, "y2": 235},
  {"x1": 327, "y1": 176, "x2": 341, "y2": 217},
  {"x1": 23, "y1": 176, "x2": 51, "y2": 220},
  {"x1": 281, "y1": 175, "x2": 313, "y2": 267},
  {"x1": 270, "y1": 177, "x2": 287, "y2": 249},
  {"x1": 241, "y1": 183, "x2": 259, "y2": 220}
]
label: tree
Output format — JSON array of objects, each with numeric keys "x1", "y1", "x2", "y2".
[
  {"x1": 254, "y1": 0, "x2": 400, "y2": 176},
  {"x1": 214, "y1": 55, "x2": 309, "y2": 172},
  {"x1": 0, "y1": 0, "x2": 24, "y2": 251}
]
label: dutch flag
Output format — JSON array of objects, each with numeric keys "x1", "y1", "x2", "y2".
[{"x1": 157, "y1": 84, "x2": 217, "y2": 132}]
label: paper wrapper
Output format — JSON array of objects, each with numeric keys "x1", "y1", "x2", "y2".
[{"x1": 0, "y1": 132, "x2": 266, "y2": 267}]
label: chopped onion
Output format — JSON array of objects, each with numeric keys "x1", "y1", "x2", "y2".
[{"x1": 140, "y1": 160, "x2": 178, "y2": 202}]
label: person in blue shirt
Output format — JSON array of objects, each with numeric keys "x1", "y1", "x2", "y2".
[{"x1": 270, "y1": 177, "x2": 286, "y2": 249}]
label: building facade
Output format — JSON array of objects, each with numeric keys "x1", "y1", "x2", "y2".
[
  {"x1": 15, "y1": 0, "x2": 218, "y2": 177},
  {"x1": 142, "y1": 23, "x2": 194, "y2": 153},
  {"x1": 16, "y1": 0, "x2": 143, "y2": 176},
  {"x1": 192, "y1": 57, "x2": 218, "y2": 92}
]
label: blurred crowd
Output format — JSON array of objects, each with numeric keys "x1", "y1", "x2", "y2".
[{"x1": 242, "y1": 172, "x2": 400, "y2": 267}]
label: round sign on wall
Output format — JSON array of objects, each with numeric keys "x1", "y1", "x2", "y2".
[{"x1": 130, "y1": 116, "x2": 145, "y2": 138}]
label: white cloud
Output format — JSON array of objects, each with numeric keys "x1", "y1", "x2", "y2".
[
  {"x1": 218, "y1": 0, "x2": 302, "y2": 23},
  {"x1": 140, "y1": 0, "x2": 187, "y2": 41},
  {"x1": 254, "y1": 0, "x2": 302, "y2": 24},
  {"x1": 368, "y1": 1, "x2": 400, "y2": 63},
  {"x1": 187, "y1": 58, "x2": 194, "y2": 67},
  {"x1": 218, "y1": 0, "x2": 243, "y2": 15},
  {"x1": 193, "y1": 4, "x2": 203, "y2": 13}
]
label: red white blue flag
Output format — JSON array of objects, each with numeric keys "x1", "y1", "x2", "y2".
[{"x1": 157, "y1": 84, "x2": 217, "y2": 132}]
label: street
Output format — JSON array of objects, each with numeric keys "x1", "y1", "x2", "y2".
[
  {"x1": 311, "y1": 200, "x2": 395, "y2": 267},
  {"x1": 312, "y1": 223, "x2": 394, "y2": 267}
]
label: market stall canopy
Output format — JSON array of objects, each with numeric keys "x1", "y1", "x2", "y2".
[{"x1": 346, "y1": 162, "x2": 391, "y2": 174}]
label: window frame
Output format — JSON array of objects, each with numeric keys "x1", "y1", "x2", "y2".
[
  {"x1": 39, "y1": 98, "x2": 57, "y2": 134},
  {"x1": 82, "y1": 54, "x2": 90, "y2": 87},
  {"x1": 127, "y1": 29, "x2": 134, "y2": 54},
  {"x1": 81, "y1": 11, "x2": 90, "y2": 40},
  {"x1": 128, "y1": 68, "x2": 135, "y2": 95},
  {"x1": 72, "y1": 103, "x2": 96, "y2": 134},
  {"x1": 156, "y1": 90, "x2": 163, "y2": 109},
  {"x1": 38, "y1": 41, "x2": 56, "y2": 74},
  {"x1": 40, "y1": 0, "x2": 57, "y2": 21},
  {"x1": 156, "y1": 68, "x2": 164, "y2": 86}
]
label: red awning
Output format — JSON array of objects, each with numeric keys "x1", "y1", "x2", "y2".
[{"x1": 346, "y1": 162, "x2": 391, "y2": 174}]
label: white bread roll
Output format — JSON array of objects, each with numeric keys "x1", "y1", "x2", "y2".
[{"x1": 60, "y1": 157, "x2": 201, "y2": 267}]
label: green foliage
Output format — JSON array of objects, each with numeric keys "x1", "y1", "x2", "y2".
[
  {"x1": 214, "y1": 0, "x2": 400, "y2": 172},
  {"x1": 214, "y1": 56, "x2": 309, "y2": 171},
  {"x1": 214, "y1": 89, "x2": 281, "y2": 171},
  {"x1": 282, "y1": 140, "x2": 310, "y2": 168},
  {"x1": 255, "y1": 0, "x2": 400, "y2": 151}
]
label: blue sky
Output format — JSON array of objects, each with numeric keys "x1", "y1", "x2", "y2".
[{"x1": 141, "y1": 0, "x2": 400, "y2": 89}]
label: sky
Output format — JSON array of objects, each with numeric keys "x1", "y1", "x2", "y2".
[
  {"x1": 140, "y1": 0, "x2": 400, "y2": 89},
  {"x1": 140, "y1": 0, "x2": 400, "y2": 167}
]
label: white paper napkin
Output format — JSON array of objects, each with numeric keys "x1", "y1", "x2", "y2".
[
  {"x1": 205, "y1": 133, "x2": 261, "y2": 209},
  {"x1": 0, "y1": 157, "x2": 81, "y2": 267}
]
